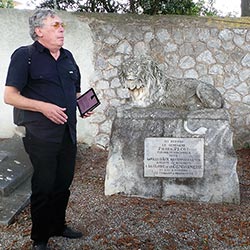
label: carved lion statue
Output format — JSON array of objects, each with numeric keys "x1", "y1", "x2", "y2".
[{"x1": 119, "y1": 57, "x2": 223, "y2": 110}]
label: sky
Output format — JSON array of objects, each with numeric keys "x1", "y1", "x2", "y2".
[
  {"x1": 15, "y1": 0, "x2": 241, "y2": 17},
  {"x1": 212, "y1": 0, "x2": 241, "y2": 17}
]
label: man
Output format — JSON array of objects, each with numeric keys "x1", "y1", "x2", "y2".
[{"x1": 4, "y1": 9, "x2": 88, "y2": 250}]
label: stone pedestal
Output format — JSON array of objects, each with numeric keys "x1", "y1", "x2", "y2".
[{"x1": 104, "y1": 107, "x2": 240, "y2": 204}]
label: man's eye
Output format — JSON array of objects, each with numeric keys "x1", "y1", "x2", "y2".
[{"x1": 52, "y1": 22, "x2": 65, "y2": 29}]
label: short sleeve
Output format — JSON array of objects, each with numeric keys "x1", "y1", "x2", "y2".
[{"x1": 5, "y1": 46, "x2": 30, "y2": 92}]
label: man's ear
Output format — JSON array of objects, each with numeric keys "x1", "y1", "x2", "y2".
[{"x1": 35, "y1": 27, "x2": 43, "y2": 38}]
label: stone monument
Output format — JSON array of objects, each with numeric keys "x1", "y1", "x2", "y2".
[{"x1": 104, "y1": 57, "x2": 240, "y2": 204}]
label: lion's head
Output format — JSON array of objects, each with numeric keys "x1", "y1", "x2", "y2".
[{"x1": 119, "y1": 57, "x2": 165, "y2": 106}]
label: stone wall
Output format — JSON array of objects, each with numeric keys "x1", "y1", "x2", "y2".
[
  {"x1": 1, "y1": 10, "x2": 250, "y2": 148},
  {"x1": 82, "y1": 14, "x2": 250, "y2": 149}
]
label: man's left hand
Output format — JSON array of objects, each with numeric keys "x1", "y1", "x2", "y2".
[{"x1": 81, "y1": 111, "x2": 93, "y2": 118}]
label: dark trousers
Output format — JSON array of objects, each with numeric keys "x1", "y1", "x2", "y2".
[{"x1": 23, "y1": 126, "x2": 77, "y2": 242}]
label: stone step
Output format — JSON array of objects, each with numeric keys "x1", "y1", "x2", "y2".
[
  {"x1": 0, "y1": 135, "x2": 32, "y2": 225},
  {"x1": 0, "y1": 152, "x2": 32, "y2": 196},
  {"x1": 0, "y1": 176, "x2": 31, "y2": 225}
]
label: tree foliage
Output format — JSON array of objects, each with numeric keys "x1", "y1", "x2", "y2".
[
  {"x1": 37, "y1": 0, "x2": 218, "y2": 16},
  {"x1": 39, "y1": 0, "x2": 125, "y2": 12},
  {"x1": 0, "y1": 0, "x2": 14, "y2": 8},
  {"x1": 139, "y1": 0, "x2": 218, "y2": 15}
]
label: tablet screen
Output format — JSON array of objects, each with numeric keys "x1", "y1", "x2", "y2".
[{"x1": 76, "y1": 88, "x2": 100, "y2": 116}]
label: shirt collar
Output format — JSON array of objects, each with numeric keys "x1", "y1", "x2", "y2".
[{"x1": 33, "y1": 41, "x2": 66, "y2": 57}]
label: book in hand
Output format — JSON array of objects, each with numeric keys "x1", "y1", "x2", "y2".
[{"x1": 77, "y1": 88, "x2": 100, "y2": 117}]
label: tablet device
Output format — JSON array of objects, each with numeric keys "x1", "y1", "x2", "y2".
[{"x1": 77, "y1": 88, "x2": 100, "y2": 117}]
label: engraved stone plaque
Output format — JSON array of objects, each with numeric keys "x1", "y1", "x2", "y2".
[{"x1": 144, "y1": 138, "x2": 204, "y2": 178}]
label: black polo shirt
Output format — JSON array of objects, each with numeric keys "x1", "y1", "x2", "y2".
[{"x1": 5, "y1": 41, "x2": 81, "y2": 144}]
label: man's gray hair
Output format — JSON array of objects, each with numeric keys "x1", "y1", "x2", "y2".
[{"x1": 29, "y1": 9, "x2": 57, "y2": 41}]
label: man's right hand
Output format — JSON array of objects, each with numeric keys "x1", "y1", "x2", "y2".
[{"x1": 40, "y1": 103, "x2": 68, "y2": 124}]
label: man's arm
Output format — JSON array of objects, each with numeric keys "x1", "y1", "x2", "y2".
[{"x1": 4, "y1": 86, "x2": 68, "y2": 125}]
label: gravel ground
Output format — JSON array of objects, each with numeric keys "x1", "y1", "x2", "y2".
[{"x1": 0, "y1": 145, "x2": 249, "y2": 250}]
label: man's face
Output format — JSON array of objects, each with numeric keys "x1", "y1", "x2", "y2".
[{"x1": 35, "y1": 15, "x2": 65, "y2": 49}]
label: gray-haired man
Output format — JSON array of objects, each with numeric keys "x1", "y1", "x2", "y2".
[{"x1": 4, "y1": 9, "x2": 89, "y2": 250}]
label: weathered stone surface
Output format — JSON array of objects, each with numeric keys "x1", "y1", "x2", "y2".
[
  {"x1": 0, "y1": 135, "x2": 32, "y2": 225},
  {"x1": 0, "y1": 137, "x2": 32, "y2": 197},
  {"x1": 0, "y1": 176, "x2": 31, "y2": 225},
  {"x1": 105, "y1": 107, "x2": 240, "y2": 204},
  {"x1": 0, "y1": 156, "x2": 31, "y2": 197}
]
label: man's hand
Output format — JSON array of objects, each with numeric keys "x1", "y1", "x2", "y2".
[
  {"x1": 81, "y1": 111, "x2": 93, "y2": 118},
  {"x1": 40, "y1": 102, "x2": 68, "y2": 124}
]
